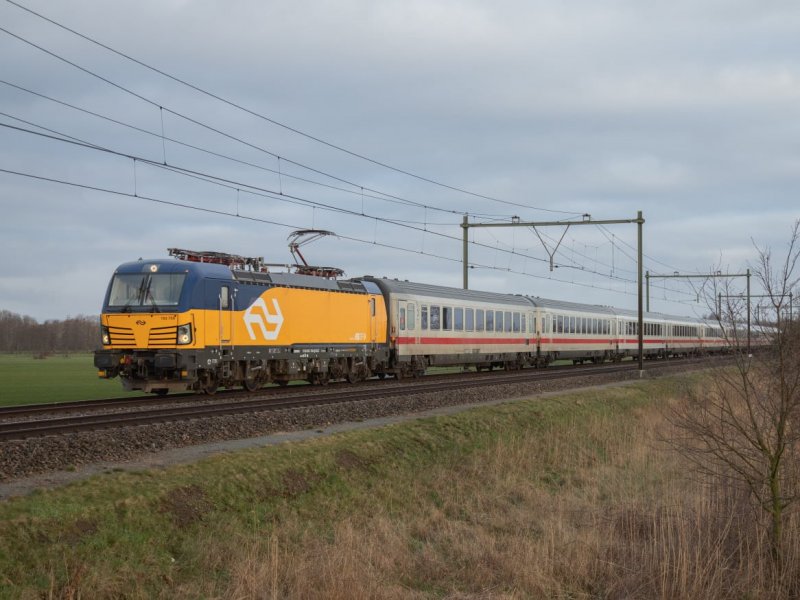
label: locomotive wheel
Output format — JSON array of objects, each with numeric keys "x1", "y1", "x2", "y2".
[
  {"x1": 276, "y1": 380, "x2": 289, "y2": 387},
  {"x1": 153, "y1": 388, "x2": 169, "y2": 397},
  {"x1": 377, "y1": 372, "x2": 386, "y2": 380},
  {"x1": 203, "y1": 381, "x2": 218, "y2": 395},
  {"x1": 243, "y1": 374, "x2": 260, "y2": 392},
  {"x1": 347, "y1": 371, "x2": 359, "y2": 384}
]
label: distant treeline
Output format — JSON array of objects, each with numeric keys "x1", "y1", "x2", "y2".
[{"x1": 0, "y1": 310, "x2": 99, "y2": 353}]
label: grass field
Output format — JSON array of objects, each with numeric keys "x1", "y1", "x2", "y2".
[
  {"x1": 0, "y1": 353, "x2": 144, "y2": 406},
  {"x1": 0, "y1": 355, "x2": 567, "y2": 408},
  {"x1": 3, "y1": 374, "x2": 797, "y2": 598}
]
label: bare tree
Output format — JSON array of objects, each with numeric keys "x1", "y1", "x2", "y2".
[
  {"x1": 670, "y1": 220, "x2": 800, "y2": 565},
  {"x1": 0, "y1": 310, "x2": 99, "y2": 353}
]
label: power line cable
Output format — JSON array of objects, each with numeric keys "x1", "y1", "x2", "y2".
[
  {"x1": 0, "y1": 164, "x2": 701, "y2": 308},
  {"x1": 1, "y1": 115, "x2": 701, "y2": 304},
  {"x1": 0, "y1": 26, "x2": 516, "y2": 221},
  {"x1": 0, "y1": 79, "x2": 510, "y2": 219},
  {"x1": 0, "y1": 118, "x2": 561, "y2": 272},
  {"x1": 4, "y1": 0, "x2": 585, "y2": 217}
]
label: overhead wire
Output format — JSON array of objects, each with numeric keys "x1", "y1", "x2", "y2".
[
  {"x1": 0, "y1": 118, "x2": 558, "y2": 268},
  {"x1": 0, "y1": 26, "x2": 514, "y2": 221},
  {"x1": 0, "y1": 112, "x2": 701, "y2": 305},
  {"x1": 0, "y1": 79, "x2": 492, "y2": 217},
  {"x1": 0, "y1": 164, "x2": 702, "y2": 307},
  {"x1": 1, "y1": 116, "x2": 697, "y2": 303},
  {"x1": 0, "y1": 5, "x2": 710, "y2": 308},
  {"x1": 3, "y1": 0, "x2": 585, "y2": 217}
]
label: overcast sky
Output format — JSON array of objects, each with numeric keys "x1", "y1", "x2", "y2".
[{"x1": 1, "y1": 0, "x2": 799, "y2": 322}]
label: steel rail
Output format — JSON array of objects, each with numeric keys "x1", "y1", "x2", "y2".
[{"x1": 0, "y1": 358, "x2": 721, "y2": 442}]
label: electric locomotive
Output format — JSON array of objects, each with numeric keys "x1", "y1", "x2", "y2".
[{"x1": 94, "y1": 250, "x2": 389, "y2": 394}]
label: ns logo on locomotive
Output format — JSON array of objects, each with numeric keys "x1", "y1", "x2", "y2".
[{"x1": 94, "y1": 248, "x2": 730, "y2": 395}]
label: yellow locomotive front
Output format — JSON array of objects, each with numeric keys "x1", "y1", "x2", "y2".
[{"x1": 94, "y1": 259, "x2": 200, "y2": 395}]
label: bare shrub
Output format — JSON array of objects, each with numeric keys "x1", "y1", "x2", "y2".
[{"x1": 669, "y1": 220, "x2": 800, "y2": 568}]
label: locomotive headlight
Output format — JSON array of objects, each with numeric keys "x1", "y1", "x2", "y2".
[
  {"x1": 177, "y1": 324, "x2": 193, "y2": 345},
  {"x1": 101, "y1": 326, "x2": 111, "y2": 346}
]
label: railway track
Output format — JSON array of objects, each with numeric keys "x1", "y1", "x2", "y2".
[{"x1": 0, "y1": 357, "x2": 724, "y2": 442}]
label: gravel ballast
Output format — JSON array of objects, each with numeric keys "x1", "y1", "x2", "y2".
[{"x1": 0, "y1": 362, "x2": 703, "y2": 495}]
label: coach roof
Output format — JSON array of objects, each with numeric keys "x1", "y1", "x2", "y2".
[{"x1": 361, "y1": 277, "x2": 534, "y2": 307}]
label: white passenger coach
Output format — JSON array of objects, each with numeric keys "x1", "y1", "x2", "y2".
[{"x1": 363, "y1": 277, "x2": 730, "y2": 374}]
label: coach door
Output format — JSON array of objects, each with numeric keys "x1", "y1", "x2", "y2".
[{"x1": 397, "y1": 300, "x2": 407, "y2": 341}]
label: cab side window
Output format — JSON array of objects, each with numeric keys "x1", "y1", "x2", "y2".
[{"x1": 220, "y1": 286, "x2": 230, "y2": 310}]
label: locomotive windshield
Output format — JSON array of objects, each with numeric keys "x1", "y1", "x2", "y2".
[{"x1": 108, "y1": 273, "x2": 186, "y2": 310}]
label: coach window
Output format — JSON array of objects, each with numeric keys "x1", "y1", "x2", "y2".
[
  {"x1": 513, "y1": 312, "x2": 521, "y2": 332},
  {"x1": 495, "y1": 311, "x2": 503, "y2": 332},
  {"x1": 569, "y1": 316, "x2": 575, "y2": 334},
  {"x1": 454, "y1": 307, "x2": 464, "y2": 331},
  {"x1": 476, "y1": 309, "x2": 485, "y2": 331},
  {"x1": 521, "y1": 314, "x2": 526, "y2": 333},
  {"x1": 546, "y1": 314, "x2": 552, "y2": 334},
  {"x1": 466, "y1": 308, "x2": 474, "y2": 331},
  {"x1": 486, "y1": 310, "x2": 494, "y2": 332},
  {"x1": 505, "y1": 311, "x2": 513, "y2": 332},
  {"x1": 399, "y1": 308, "x2": 406, "y2": 331},
  {"x1": 430, "y1": 306, "x2": 441, "y2": 330},
  {"x1": 556, "y1": 315, "x2": 563, "y2": 334},
  {"x1": 443, "y1": 307, "x2": 452, "y2": 330},
  {"x1": 421, "y1": 306, "x2": 428, "y2": 330},
  {"x1": 407, "y1": 303, "x2": 416, "y2": 330}
]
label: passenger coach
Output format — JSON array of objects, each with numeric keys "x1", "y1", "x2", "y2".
[{"x1": 363, "y1": 278, "x2": 537, "y2": 375}]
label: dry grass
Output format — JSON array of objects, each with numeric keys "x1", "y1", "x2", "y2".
[
  {"x1": 5, "y1": 378, "x2": 800, "y2": 598},
  {"x1": 217, "y1": 396, "x2": 800, "y2": 599}
]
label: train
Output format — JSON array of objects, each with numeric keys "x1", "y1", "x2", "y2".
[{"x1": 93, "y1": 249, "x2": 730, "y2": 395}]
